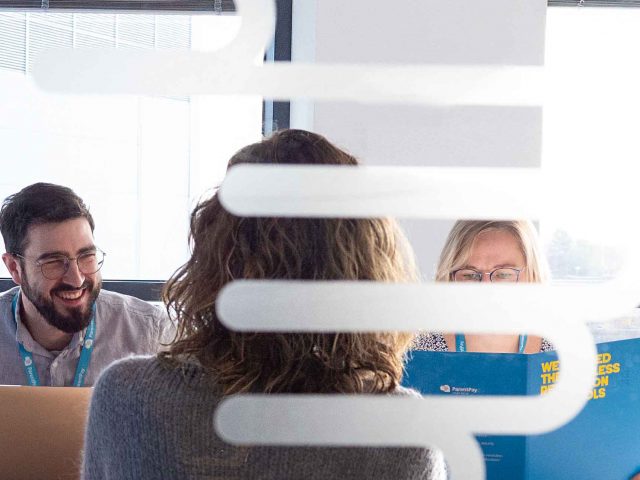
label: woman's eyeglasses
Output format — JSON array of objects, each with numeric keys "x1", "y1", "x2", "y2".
[{"x1": 451, "y1": 267, "x2": 523, "y2": 283}]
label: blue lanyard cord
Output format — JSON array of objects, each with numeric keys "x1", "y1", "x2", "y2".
[
  {"x1": 455, "y1": 333, "x2": 528, "y2": 354},
  {"x1": 12, "y1": 291, "x2": 96, "y2": 387}
]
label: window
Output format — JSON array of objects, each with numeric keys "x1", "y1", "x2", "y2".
[
  {"x1": 0, "y1": 9, "x2": 263, "y2": 281},
  {"x1": 542, "y1": 6, "x2": 640, "y2": 285}
]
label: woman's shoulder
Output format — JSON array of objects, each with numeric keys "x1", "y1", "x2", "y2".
[
  {"x1": 411, "y1": 332, "x2": 448, "y2": 352},
  {"x1": 91, "y1": 356, "x2": 162, "y2": 408},
  {"x1": 87, "y1": 357, "x2": 163, "y2": 437},
  {"x1": 93, "y1": 354, "x2": 215, "y2": 404},
  {"x1": 94, "y1": 355, "x2": 163, "y2": 388}
]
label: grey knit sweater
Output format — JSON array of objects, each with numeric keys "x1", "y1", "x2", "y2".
[{"x1": 82, "y1": 356, "x2": 445, "y2": 480}]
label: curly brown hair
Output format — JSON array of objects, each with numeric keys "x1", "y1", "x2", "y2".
[{"x1": 162, "y1": 129, "x2": 417, "y2": 395}]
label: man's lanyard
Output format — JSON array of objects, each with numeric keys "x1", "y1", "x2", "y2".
[
  {"x1": 12, "y1": 291, "x2": 96, "y2": 387},
  {"x1": 455, "y1": 333, "x2": 528, "y2": 354}
]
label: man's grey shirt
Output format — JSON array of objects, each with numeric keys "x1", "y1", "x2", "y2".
[{"x1": 0, "y1": 286, "x2": 172, "y2": 386}]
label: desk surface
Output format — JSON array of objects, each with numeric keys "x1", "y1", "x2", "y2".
[{"x1": 0, "y1": 386, "x2": 92, "y2": 480}]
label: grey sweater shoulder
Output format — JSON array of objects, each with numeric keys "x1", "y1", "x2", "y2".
[{"x1": 82, "y1": 356, "x2": 446, "y2": 480}]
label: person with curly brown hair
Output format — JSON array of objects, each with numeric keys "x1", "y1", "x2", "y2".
[{"x1": 82, "y1": 129, "x2": 445, "y2": 480}]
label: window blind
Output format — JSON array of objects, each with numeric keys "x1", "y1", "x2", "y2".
[
  {"x1": 0, "y1": 1, "x2": 235, "y2": 13},
  {"x1": 0, "y1": 10, "x2": 191, "y2": 73},
  {"x1": 0, "y1": 12, "x2": 26, "y2": 70},
  {"x1": 27, "y1": 13, "x2": 73, "y2": 71}
]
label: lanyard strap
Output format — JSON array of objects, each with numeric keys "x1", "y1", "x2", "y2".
[
  {"x1": 12, "y1": 291, "x2": 96, "y2": 387},
  {"x1": 455, "y1": 333, "x2": 528, "y2": 354}
]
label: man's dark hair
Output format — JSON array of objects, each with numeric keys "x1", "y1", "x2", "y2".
[{"x1": 0, "y1": 183, "x2": 95, "y2": 255}]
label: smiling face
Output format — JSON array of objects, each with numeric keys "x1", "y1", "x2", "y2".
[
  {"x1": 15, "y1": 218, "x2": 102, "y2": 334},
  {"x1": 463, "y1": 229, "x2": 527, "y2": 282}
]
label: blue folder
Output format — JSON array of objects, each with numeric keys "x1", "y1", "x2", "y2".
[{"x1": 403, "y1": 338, "x2": 640, "y2": 480}]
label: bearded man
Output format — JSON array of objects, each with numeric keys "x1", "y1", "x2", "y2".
[{"x1": 0, "y1": 183, "x2": 171, "y2": 386}]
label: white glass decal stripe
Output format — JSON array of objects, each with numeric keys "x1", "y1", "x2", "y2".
[
  {"x1": 219, "y1": 165, "x2": 543, "y2": 219},
  {"x1": 219, "y1": 164, "x2": 640, "y2": 224},
  {"x1": 216, "y1": 281, "x2": 639, "y2": 332},
  {"x1": 33, "y1": 53, "x2": 544, "y2": 104}
]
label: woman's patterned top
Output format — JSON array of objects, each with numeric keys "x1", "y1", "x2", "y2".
[{"x1": 412, "y1": 332, "x2": 554, "y2": 352}]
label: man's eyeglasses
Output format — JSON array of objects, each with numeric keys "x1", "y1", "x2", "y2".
[
  {"x1": 13, "y1": 249, "x2": 106, "y2": 280},
  {"x1": 451, "y1": 267, "x2": 523, "y2": 283}
]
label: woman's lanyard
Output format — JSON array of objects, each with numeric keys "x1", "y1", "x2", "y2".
[
  {"x1": 455, "y1": 333, "x2": 528, "y2": 354},
  {"x1": 12, "y1": 291, "x2": 96, "y2": 387}
]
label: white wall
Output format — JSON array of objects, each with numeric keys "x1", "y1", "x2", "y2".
[{"x1": 291, "y1": 0, "x2": 546, "y2": 279}]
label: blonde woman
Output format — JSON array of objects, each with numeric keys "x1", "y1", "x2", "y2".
[
  {"x1": 414, "y1": 220, "x2": 552, "y2": 354},
  {"x1": 82, "y1": 130, "x2": 444, "y2": 480}
]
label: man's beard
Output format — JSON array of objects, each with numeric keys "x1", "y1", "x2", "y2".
[{"x1": 21, "y1": 275, "x2": 101, "y2": 334}]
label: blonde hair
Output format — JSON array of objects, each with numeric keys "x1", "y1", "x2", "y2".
[
  {"x1": 435, "y1": 220, "x2": 549, "y2": 283},
  {"x1": 162, "y1": 129, "x2": 417, "y2": 395}
]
